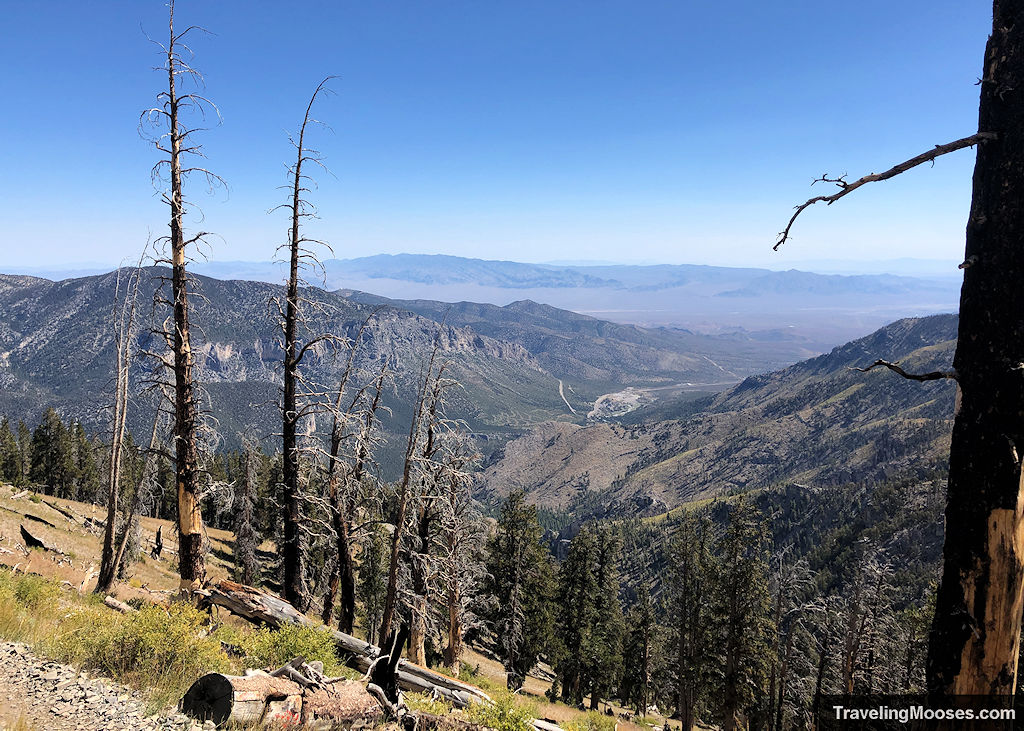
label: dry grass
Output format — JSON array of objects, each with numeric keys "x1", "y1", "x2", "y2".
[
  {"x1": 0, "y1": 485, "x2": 235, "y2": 600},
  {"x1": 0, "y1": 483, "x2": 675, "y2": 731}
]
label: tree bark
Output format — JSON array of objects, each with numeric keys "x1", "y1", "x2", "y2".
[
  {"x1": 280, "y1": 101, "x2": 307, "y2": 608},
  {"x1": 927, "y1": 1, "x2": 1024, "y2": 697},
  {"x1": 163, "y1": 2, "x2": 206, "y2": 594}
]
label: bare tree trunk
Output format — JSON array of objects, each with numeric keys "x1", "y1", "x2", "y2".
[
  {"x1": 926, "y1": 1, "x2": 1024, "y2": 698},
  {"x1": 380, "y1": 340, "x2": 442, "y2": 642},
  {"x1": 443, "y1": 579, "x2": 462, "y2": 674},
  {"x1": 96, "y1": 267, "x2": 141, "y2": 594},
  {"x1": 161, "y1": 1, "x2": 207, "y2": 594},
  {"x1": 278, "y1": 78, "x2": 334, "y2": 609},
  {"x1": 812, "y1": 638, "x2": 828, "y2": 731},
  {"x1": 773, "y1": 629, "x2": 793, "y2": 731},
  {"x1": 409, "y1": 503, "x2": 434, "y2": 665},
  {"x1": 322, "y1": 346, "x2": 384, "y2": 631}
]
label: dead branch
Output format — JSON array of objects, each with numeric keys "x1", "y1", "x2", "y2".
[
  {"x1": 849, "y1": 360, "x2": 958, "y2": 382},
  {"x1": 775, "y1": 132, "x2": 997, "y2": 249}
]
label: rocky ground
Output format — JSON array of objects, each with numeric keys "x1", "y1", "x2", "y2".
[{"x1": 0, "y1": 642, "x2": 208, "y2": 731}]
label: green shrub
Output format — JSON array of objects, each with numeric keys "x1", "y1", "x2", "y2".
[
  {"x1": 241, "y1": 623, "x2": 342, "y2": 675},
  {"x1": 13, "y1": 574, "x2": 61, "y2": 608},
  {"x1": 564, "y1": 712, "x2": 617, "y2": 731},
  {"x1": 466, "y1": 691, "x2": 535, "y2": 731},
  {"x1": 49, "y1": 601, "x2": 229, "y2": 710}
]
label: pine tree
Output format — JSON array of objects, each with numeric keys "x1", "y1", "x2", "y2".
[
  {"x1": 587, "y1": 527, "x2": 625, "y2": 710},
  {"x1": 71, "y1": 421, "x2": 99, "y2": 502},
  {"x1": 233, "y1": 444, "x2": 261, "y2": 586},
  {"x1": 0, "y1": 418, "x2": 19, "y2": 485},
  {"x1": 483, "y1": 490, "x2": 556, "y2": 691},
  {"x1": 555, "y1": 528, "x2": 599, "y2": 706},
  {"x1": 622, "y1": 583, "x2": 656, "y2": 715},
  {"x1": 29, "y1": 408, "x2": 74, "y2": 495},
  {"x1": 16, "y1": 421, "x2": 31, "y2": 486},
  {"x1": 713, "y1": 498, "x2": 773, "y2": 731},
  {"x1": 667, "y1": 513, "x2": 717, "y2": 731}
]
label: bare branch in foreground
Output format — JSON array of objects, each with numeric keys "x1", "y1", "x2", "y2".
[
  {"x1": 849, "y1": 360, "x2": 957, "y2": 382},
  {"x1": 775, "y1": 132, "x2": 997, "y2": 250}
]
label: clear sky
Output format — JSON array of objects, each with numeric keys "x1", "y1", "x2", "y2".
[{"x1": 0, "y1": 1, "x2": 990, "y2": 270}]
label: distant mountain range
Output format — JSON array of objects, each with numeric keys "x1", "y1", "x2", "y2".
[
  {"x1": 473, "y1": 314, "x2": 958, "y2": 517},
  {"x1": 192, "y1": 254, "x2": 960, "y2": 348},
  {"x1": 0, "y1": 268, "x2": 826, "y2": 475},
  {"x1": 9, "y1": 254, "x2": 960, "y2": 351}
]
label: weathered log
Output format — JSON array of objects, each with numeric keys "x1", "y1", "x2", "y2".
[
  {"x1": 302, "y1": 681, "x2": 383, "y2": 728},
  {"x1": 181, "y1": 672, "x2": 304, "y2": 726},
  {"x1": 103, "y1": 596, "x2": 137, "y2": 614},
  {"x1": 201, "y1": 580, "x2": 490, "y2": 708}
]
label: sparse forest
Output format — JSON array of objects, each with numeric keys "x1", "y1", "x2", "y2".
[{"x1": 0, "y1": 0, "x2": 1020, "y2": 730}]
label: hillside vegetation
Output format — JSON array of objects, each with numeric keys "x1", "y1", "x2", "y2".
[{"x1": 474, "y1": 314, "x2": 957, "y2": 517}]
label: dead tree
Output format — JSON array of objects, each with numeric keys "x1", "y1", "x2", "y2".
[
  {"x1": 379, "y1": 335, "x2": 444, "y2": 643},
  {"x1": 777, "y1": 2, "x2": 1024, "y2": 697},
  {"x1": 275, "y1": 78, "x2": 337, "y2": 608},
  {"x1": 322, "y1": 352, "x2": 389, "y2": 633},
  {"x1": 433, "y1": 429, "x2": 482, "y2": 673},
  {"x1": 142, "y1": 0, "x2": 224, "y2": 595},
  {"x1": 109, "y1": 402, "x2": 167, "y2": 588},
  {"x1": 96, "y1": 264, "x2": 143, "y2": 594}
]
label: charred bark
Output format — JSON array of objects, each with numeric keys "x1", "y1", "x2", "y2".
[{"x1": 926, "y1": 1, "x2": 1024, "y2": 697}]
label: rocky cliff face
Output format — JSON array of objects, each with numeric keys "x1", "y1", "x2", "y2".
[{"x1": 0, "y1": 269, "x2": 555, "y2": 466}]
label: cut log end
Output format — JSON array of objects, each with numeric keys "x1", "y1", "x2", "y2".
[{"x1": 181, "y1": 673, "x2": 234, "y2": 725}]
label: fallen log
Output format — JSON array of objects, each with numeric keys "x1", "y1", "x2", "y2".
[
  {"x1": 182, "y1": 672, "x2": 305, "y2": 726},
  {"x1": 19, "y1": 524, "x2": 63, "y2": 553},
  {"x1": 43, "y1": 500, "x2": 84, "y2": 525},
  {"x1": 103, "y1": 596, "x2": 137, "y2": 614},
  {"x1": 202, "y1": 580, "x2": 490, "y2": 708},
  {"x1": 183, "y1": 656, "x2": 384, "y2": 729}
]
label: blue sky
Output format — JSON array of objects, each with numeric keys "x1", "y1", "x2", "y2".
[{"x1": 0, "y1": 1, "x2": 990, "y2": 270}]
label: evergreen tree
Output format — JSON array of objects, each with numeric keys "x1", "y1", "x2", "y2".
[
  {"x1": 233, "y1": 445, "x2": 261, "y2": 586},
  {"x1": 16, "y1": 421, "x2": 31, "y2": 486},
  {"x1": 587, "y1": 527, "x2": 624, "y2": 710},
  {"x1": 29, "y1": 408, "x2": 74, "y2": 495},
  {"x1": 622, "y1": 582, "x2": 656, "y2": 715},
  {"x1": 713, "y1": 498, "x2": 773, "y2": 731},
  {"x1": 483, "y1": 490, "x2": 556, "y2": 691},
  {"x1": 71, "y1": 421, "x2": 100, "y2": 502},
  {"x1": 0, "y1": 418, "x2": 20, "y2": 485},
  {"x1": 666, "y1": 513, "x2": 717, "y2": 730},
  {"x1": 555, "y1": 528, "x2": 598, "y2": 706}
]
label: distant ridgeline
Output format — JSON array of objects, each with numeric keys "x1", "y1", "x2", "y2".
[{"x1": 0, "y1": 267, "x2": 825, "y2": 478}]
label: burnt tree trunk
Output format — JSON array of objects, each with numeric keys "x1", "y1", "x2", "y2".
[
  {"x1": 281, "y1": 114, "x2": 306, "y2": 608},
  {"x1": 166, "y1": 2, "x2": 205, "y2": 592},
  {"x1": 279, "y1": 79, "x2": 333, "y2": 609},
  {"x1": 927, "y1": 1, "x2": 1024, "y2": 697}
]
